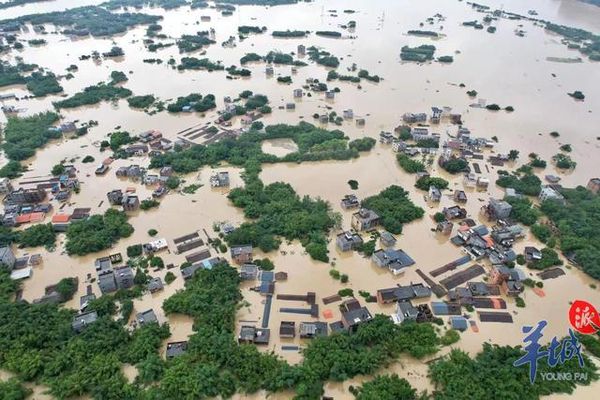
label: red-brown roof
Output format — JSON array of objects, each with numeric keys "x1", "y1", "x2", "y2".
[{"x1": 52, "y1": 214, "x2": 70, "y2": 223}]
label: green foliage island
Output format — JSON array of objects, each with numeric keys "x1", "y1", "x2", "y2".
[
  {"x1": 272, "y1": 29, "x2": 307, "y2": 37},
  {"x1": 361, "y1": 185, "x2": 424, "y2": 234},
  {"x1": 316, "y1": 30, "x2": 342, "y2": 38},
  {"x1": 1, "y1": 112, "x2": 60, "y2": 161},
  {"x1": 176, "y1": 33, "x2": 216, "y2": 53},
  {"x1": 540, "y1": 187, "x2": 600, "y2": 279},
  {"x1": 397, "y1": 154, "x2": 426, "y2": 173},
  {"x1": 53, "y1": 82, "x2": 132, "y2": 109},
  {"x1": 400, "y1": 45, "x2": 436, "y2": 62},
  {"x1": 496, "y1": 172, "x2": 542, "y2": 196},
  {"x1": 415, "y1": 176, "x2": 449, "y2": 191},
  {"x1": 307, "y1": 46, "x2": 340, "y2": 67},
  {"x1": 407, "y1": 29, "x2": 439, "y2": 37},
  {"x1": 65, "y1": 209, "x2": 134, "y2": 256},
  {"x1": 166, "y1": 93, "x2": 216, "y2": 113},
  {"x1": 177, "y1": 56, "x2": 224, "y2": 71},
  {"x1": 127, "y1": 94, "x2": 156, "y2": 109},
  {"x1": 0, "y1": 6, "x2": 162, "y2": 37}
]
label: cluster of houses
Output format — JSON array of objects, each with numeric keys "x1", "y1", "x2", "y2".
[
  {"x1": 333, "y1": 208, "x2": 417, "y2": 276},
  {"x1": 1, "y1": 166, "x2": 81, "y2": 227}
]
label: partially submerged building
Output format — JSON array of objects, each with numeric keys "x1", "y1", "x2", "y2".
[
  {"x1": 336, "y1": 231, "x2": 363, "y2": 252},
  {"x1": 351, "y1": 208, "x2": 380, "y2": 231},
  {"x1": 372, "y1": 249, "x2": 415, "y2": 275}
]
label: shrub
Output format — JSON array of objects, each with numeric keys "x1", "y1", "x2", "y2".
[
  {"x1": 127, "y1": 244, "x2": 143, "y2": 258},
  {"x1": 164, "y1": 271, "x2": 176, "y2": 284}
]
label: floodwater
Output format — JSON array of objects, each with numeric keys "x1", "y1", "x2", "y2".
[
  {"x1": 261, "y1": 138, "x2": 299, "y2": 157},
  {"x1": 1, "y1": 0, "x2": 600, "y2": 398}
]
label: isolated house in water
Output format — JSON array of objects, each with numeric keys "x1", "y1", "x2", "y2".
[
  {"x1": 210, "y1": 171, "x2": 230, "y2": 188},
  {"x1": 340, "y1": 299, "x2": 373, "y2": 332},
  {"x1": 351, "y1": 208, "x2": 380, "y2": 231},
  {"x1": 299, "y1": 322, "x2": 328, "y2": 339},
  {"x1": 336, "y1": 231, "x2": 363, "y2": 252},
  {"x1": 372, "y1": 249, "x2": 415, "y2": 275},
  {"x1": 379, "y1": 231, "x2": 397, "y2": 247},
  {"x1": 486, "y1": 199, "x2": 512, "y2": 220},
  {"x1": 136, "y1": 309, "x2": 158, "y2": 326},
  {"x1": 231, "y1": 245, "x2": 253, "y2": 264}
]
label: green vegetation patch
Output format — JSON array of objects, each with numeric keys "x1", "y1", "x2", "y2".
[
  {"x1": 361, "y1": 185, "x2": 424, "y2": 234},
  {"x1": 1, "y1": 112, "x2": 60, "y2": 161},
  {"x1": 65, "y1": 209, "x2": 134, "y2": 255}
]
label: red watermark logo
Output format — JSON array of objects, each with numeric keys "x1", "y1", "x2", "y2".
[{"x1": 568, "y1": 300, "x2": 600, "y2": 334}]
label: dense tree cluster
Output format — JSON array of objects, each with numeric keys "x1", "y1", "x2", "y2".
[
  {"x1": 540, "y1": 187, "x2": 600, "y2": 278},
  {"x1": 400, "y1": 45, "x2": 436, "y2": 62},
  {"x1": 306, "y1": 46, "x2": 340, "y2": 67},
  {"x1": 65, "y1": 209, "x2": 134, "y2": 256},
  {"x1": 0, "y1": 6, "x2": 161, "y2": 37},
  {"x1": 177, "y1": 56, "x2": 224, "y2": 71},
  {"x1": 166, "y1": 93, "x2": 216, "y2": 113},
  {"x1": 505, "y1": 196, "x2": 539, "y2": 226},
  {"x1": 25, "y1": 72, "x2": 63, "y2": 96},
  {"x1": 227, "y1": 161, "x2": 335, "y2": 261},
  {"x1": 127, "y1": 94, "x2": 156, "y2": 109},
  {"x1": 2, "y1": 112, "x2": 60, "y2": 161},
  {"x1": 397, "y1": 154, "x2": 426, "y2": 173},
  {"x1": 415, "y1": 176, "x2": 448, "y2": 191},
  {"x1": 53, "y1": 82, "x2": 132, "y2": 109},
  {"x1": 429, "y1": 343, "x2": 597, "y2": 399},
  {"x1": 348, "y1": 137, "x2": 376, "y2": 151},
  {"x1": 0, "y1": 268, "x2": 170, "y2": 398},
  {"x1": 440, "y1": 157, "x2": 468, "y2": 174},
  {"x1": 0, "y1": 377, "x2": 31, "y2": 400},
  {"x1": 351, "y1": 374, "x2": 417, "y2": 400},
  {"x1": 361, "y1": 185, "x2": 424, "y2": 234},
  {"x1": 0, "y1": 160, "x2": 25, "y2": 178},
  {"x1": 496, "y1": 173, "x2": 542, "y2": 196},
  {"x1": 553, "y1": 153, "x2": 577, "y2": 169},
  {"x1": 17, "y1": 223, "x2": 56, "y2": 248},
  {"x1": 150, "y1": 122, "x2": 364, "y2": 173},
  {"x1": 527, "y1": 247, "x2": 563, "y2": 270}
]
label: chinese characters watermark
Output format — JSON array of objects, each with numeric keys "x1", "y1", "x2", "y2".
[{"x1": 513, "y1": 320, "x2": 585, "y2": 383}]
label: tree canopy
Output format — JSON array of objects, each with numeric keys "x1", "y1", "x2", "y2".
[
  {"x1": 65, "y1": 209, "x2": 134, "y2": 255},
  {"x1": 361, "y1": 185, "x2": 424, "y2": 234}
]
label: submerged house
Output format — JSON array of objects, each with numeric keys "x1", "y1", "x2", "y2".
[
  {"x1": 336, "y1": 231, "x2": 363, "y2": 252},
  {"x1": 238, "y1": 326, "x2": 270, "y2": 345},
  {"x1": 372, "y1": 249, "x2": 415, "y2": 275},
  {"x1": 210, "y1": 171, "x2": 230, "y2": 188},
  {"x1": 351, "y1": 208, "x2": 380, "y2": 231},
  {"x1": 231, "y1": 245, "x2": 253, "y2": 264}
]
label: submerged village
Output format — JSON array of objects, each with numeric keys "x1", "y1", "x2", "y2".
[{"x1": 1, "y1": 0, "x2": 600, "y2": 399}]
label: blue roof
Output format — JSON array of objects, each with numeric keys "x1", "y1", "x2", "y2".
[
  {"x1": 450, "y1": 317, "x2": 468, "y2": 331},
  {"x1": 260, "y1": 271, "x2": 274, "y2": 282},
  {"x1": 472, "y1": 225, "x2": 489, "y2": 236}
]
